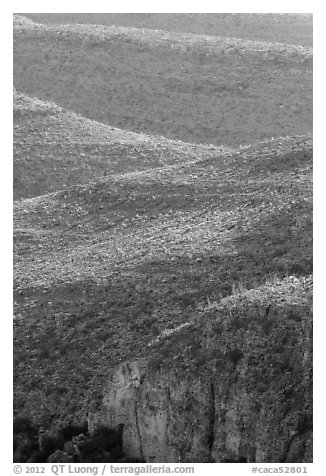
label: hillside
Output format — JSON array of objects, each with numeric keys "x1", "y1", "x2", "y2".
[
  {"x1": 21, "y1": 13, "x2": 313, "y2": 47},
  {"x1": 14, "y1": 91, "x2": 226, "y2": 200},
  {"x1": 14, "y1": 133, "x2": 312, "y2": 445},
  {"x1": 13, "y1": 13, "x2": 313, "y2": 464},
  {"x1": 13, "y1": 15, "x2": 312, "y2": 148}
]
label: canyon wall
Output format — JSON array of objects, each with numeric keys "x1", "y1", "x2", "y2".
[{"x1": 89, "y1": 277, "x2": 313, "y2": 463}]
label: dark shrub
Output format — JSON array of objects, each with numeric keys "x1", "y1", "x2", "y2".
[
  {"x1": 39, "y1": 432, "x2": 65, "y2": 460},
  {"x1": 221, "y1": 456, "x2": 248, "y2": 462},
  {"x1": 297, "y1": 413, "x2": 313, "y2": 434},
  {"x1": 92, "y1": 425, "x2": 123, "y2": 451},
  {"x1": 58, "y1": 422, "x2": 88, "y2": 441},
  {"x1": 227, "y1": 348, "x2": 243, "y2": 364},
  {"x1": 14, "y1": 438, "x2": 39, "y2": 463},
  {"x1": 77, "y1": 425, "x2": 123, "y2": 462},
  {"x1": 13, "y1": 414, "x2": 40, "y2": 463},
  {"x1": 229, "y1": 317, "x2": 246, "y2": 331},
  {"x1": 148, "y1": 354, "x2": 163, "y2": 370},
  {"x1": 260, "y1": 318, "x2": 275, "y2": 335},
  {"x1": 26, "y1": 451, "x2": 44, "y2": 463},
  {"x1": 13, "y1": 414, "x2": 37, "y2": 438},
  {"x1": 13, "y1": 417, "x2": 125, "y2": 463}
]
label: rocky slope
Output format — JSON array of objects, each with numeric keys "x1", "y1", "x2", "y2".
[{"x1": 14, "y1": 91, "x2": 221, "y2": 200}]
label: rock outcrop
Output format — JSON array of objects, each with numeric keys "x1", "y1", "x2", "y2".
[{"x1": 89, "y1": 276, "x2": 312, "y2": 463}]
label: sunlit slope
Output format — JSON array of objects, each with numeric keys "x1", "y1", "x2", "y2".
[
  {"x1": 14, "y1": 134, "x2": 312, "y2": 288},
  {"x1": 14, "y1": 91, "x2": 219, "y2": 200},
  {"x1": 14, "y1": 16, "x2": 312, "y2": 148}
]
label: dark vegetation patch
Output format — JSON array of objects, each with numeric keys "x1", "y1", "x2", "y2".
[{"x1": 13, "y1": 415, "x2": 142, "y2": 463}]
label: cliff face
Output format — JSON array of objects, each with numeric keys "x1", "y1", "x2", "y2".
[{"x1": 89, "y1": 276, "x2": 312, "y2": 463}]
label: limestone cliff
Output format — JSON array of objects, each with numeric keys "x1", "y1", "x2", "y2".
[{"x1": 89, "y1": 276, "x2": 312, "y2": 463}]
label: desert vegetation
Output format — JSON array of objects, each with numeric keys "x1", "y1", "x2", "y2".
[
  {"x1": 13, "y1": 13, "x2": 312, "y2": 463},
  {"x1": 13, "y1": 414, "x2": 141, "y2": 462}
]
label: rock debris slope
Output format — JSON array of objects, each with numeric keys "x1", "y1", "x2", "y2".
[{"x1": 14, "y1": 91, "x2": 221, "y2": 200}]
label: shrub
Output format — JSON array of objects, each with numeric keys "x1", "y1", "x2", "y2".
[
  {"x1": 297, "y1": 413, "x2": 313, "y2": 434},
  {"x1": 13, "y1": 414, "x2": 40, "y2": 462},
  {"x1": 229, "y1": 317, "x2": 246, "y2": 331},
  {"x1": 58, "y1": 422, "x2": 88, "y2": 441},
  {"x1": 270, "y1": 344, "x2": 284, "y2": 353},
  {"x1": 260, "y1": 318, "x2": 275, "y2": 335},
  {"x1": 148, "y1": 354, "x2": 163, "y2": 371},
  {"x1": 178, "y1": 294, "x2": 196, "y2": 309},
  {"x1": 13, "y1": 417, "x2": 126, "y2": 463},
  {"x1": 99, "y1": 329, "x2": 114, "y2": 341},
  {"x1": 286, "y1": 310, "x2": 301, "y2": 322},
  {"x1": 26, "y1": 451, "x2": 44, "y2": 463},
  {"x1": 221, "y1": 456, "x2": 248, "y2": 462},
  {"x1": 78, "y1": 425, "x2": 124, "y2": 462},
  {"x1": 91, "y1": 425, "x2": 123, "y2": 451},
  {"x1": 14, "y1": 438, "x2": 39, "y2": 463},
  {"x1": 13, "y1": 415, "x2": 37, "y2": 438},
  {"x1": 270, "y1": 358, "x2": 293, "y2": 373},
  {"x1": 39, "y1": 432, "x2": 65, "y2": 459},
  {"x1": 37, "y1": 343, "x2": 51, "y2": 359},
  {"x1": 227, "y1": 348, "x2": 243, "y2": 364}
]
